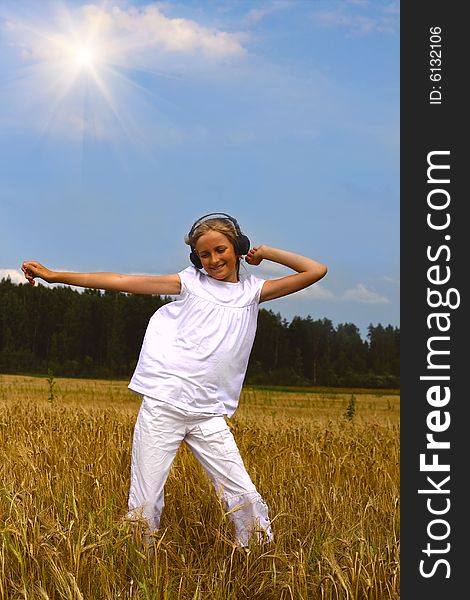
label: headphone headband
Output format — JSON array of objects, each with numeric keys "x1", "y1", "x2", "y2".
[{"x1": 188, "y1": 212, "x2": 242, "y2": 238}]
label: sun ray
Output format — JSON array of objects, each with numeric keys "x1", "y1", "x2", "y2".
[
  {"x1": 100, "y1": 62, "x2": 182, "y2": 114},
  {"x1": 86, "y1": 68, "x2": 132, "y2": 139},
  {"x1": 1, "y1": 1, "x2": 191, "y2": 147}
]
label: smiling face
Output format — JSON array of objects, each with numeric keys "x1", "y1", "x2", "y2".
[{"x1": 195, "y1": 230, "x2": 239, "y2": 282}]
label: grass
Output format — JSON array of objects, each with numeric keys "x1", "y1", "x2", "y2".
[
  {"x1": 0, "y1": 374, "x2": 399, "y2": 599},
  {"x1": 245, "y1": 384, "x2": 400, "y2": 396}
]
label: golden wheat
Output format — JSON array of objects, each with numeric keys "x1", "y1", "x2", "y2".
[{"x1": 0, "y1": 375, "x2": 399, "y2": 599}]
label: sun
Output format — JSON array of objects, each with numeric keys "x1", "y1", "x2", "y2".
[
  {"x1": 74, "y1": 45, "x2": 96, "y2": 68},
  {"x1": 61, "y1": 39, "x2": 101, "y2": 72},
  {"x1": 4, "y1": 4, "x2": 153, "y2": 142}
]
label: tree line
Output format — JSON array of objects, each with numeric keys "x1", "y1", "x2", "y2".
[{"x1": 0, "y1": 278, "x2": 399, "y2": 388}]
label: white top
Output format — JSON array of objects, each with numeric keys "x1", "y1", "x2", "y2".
[{"x1": 128, "y1": 266, "x2": 265, "y2": 417}]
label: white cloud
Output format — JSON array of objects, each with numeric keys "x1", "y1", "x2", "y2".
[
  {"x1": 0, "y1": 268, "x2": 66, "y2": 288},
  {"x1": 3, "y1": 3, "x2": 247, "y2": 68},
  {"x1": 105, "y1": 5, "x2": 246, "y2": 58},
  {"x1": 242, "y1": 1, "x2": 293, "y2": 26},
  {"x1": 311, "y1": 2, "x2": 398, "y2": 35},
  {"x1": 342, "y1": 283, "x2": 389, "y2": 304},
  {"x1": 0, "y1": 269, "x2": 25, "y2": 284}
]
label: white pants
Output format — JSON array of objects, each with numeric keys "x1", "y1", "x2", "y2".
[{"x1": 127, "y1": 396, "x2": 273, "y2": 547}]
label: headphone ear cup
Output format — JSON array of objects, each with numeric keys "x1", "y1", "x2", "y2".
[
  {"x1": 189, "y1": 249, "x2": 203, "y2": 269},
  {"x1": 236, "y1": 234, "x2": 251, "y2": 255}
]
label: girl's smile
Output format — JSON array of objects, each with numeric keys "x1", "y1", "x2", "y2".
[{"x1": 195, "y1": 230, "x2": 239, "y2": 283}]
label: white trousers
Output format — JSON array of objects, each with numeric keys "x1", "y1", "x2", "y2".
[{"x1": 127, "y1": 396, "x2": 273, "y2": 547}]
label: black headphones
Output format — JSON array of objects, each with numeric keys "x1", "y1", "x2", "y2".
[{"x1": 187, "y1": 212, "x2": 251, "y2": 269}]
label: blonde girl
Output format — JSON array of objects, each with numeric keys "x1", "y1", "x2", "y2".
[{"x1": 22, "y1": 212, "x2": 327, "y2": 547}]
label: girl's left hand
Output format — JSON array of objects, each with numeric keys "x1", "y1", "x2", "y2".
[{"x1": 245, "y1": 246, "x2": 265, "y2": 266}]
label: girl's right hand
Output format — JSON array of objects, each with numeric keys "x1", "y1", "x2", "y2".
[
  {"x1": 245, "y1": 246, "x2": 265, "y2": 266},
  {"x1": 21, "y1": 261, "x2": 55, "y2": 286}
]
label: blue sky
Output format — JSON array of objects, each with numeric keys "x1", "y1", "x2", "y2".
[{"x1": 0, "y1": 0, "x2": 399, "y2": 339}]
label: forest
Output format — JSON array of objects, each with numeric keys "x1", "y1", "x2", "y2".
[{"x1": 0, "y1": 277, "x2": 399, "y2": 388}]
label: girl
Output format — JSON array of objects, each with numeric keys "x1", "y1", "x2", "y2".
[{"x1": 22, "y1": 212, "x2": 327, "y2": 547}]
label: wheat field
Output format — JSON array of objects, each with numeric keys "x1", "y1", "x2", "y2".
[{"x1": 0, "y1": 375, "x2": 399, "y2": 599}]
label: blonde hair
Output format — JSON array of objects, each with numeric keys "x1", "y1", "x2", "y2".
[{"x1": 184, "y1": 218, "x2": 239, "y2": 253}]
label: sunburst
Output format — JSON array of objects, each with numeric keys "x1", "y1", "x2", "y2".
[
  {"x1": 2, "y1": 2, "x2": 147, "y2": 141},
  {"x1": 74, "y1": 45, "x2": 97, "y2": 68},
  {"x1": 3, "y1": 1, "x2": 229, "y2": 144}
]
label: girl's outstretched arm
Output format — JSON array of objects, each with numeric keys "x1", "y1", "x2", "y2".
[
  {"x1": 21, "y1": 261, "x2": 181, "y2": 295},
  {"x1": 245, "y1": 245, "x2": 327, "y2": 302}
]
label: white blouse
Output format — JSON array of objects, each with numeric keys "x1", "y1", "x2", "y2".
[{"x1": 128, "y1": 266, "x2": 265, "y2": 417}]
